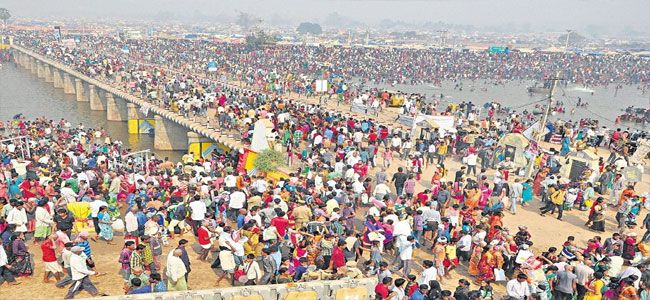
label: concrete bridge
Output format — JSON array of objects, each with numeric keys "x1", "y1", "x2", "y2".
[{"x1": 11, "y1": 45, "x2": 243, "y2": 154}]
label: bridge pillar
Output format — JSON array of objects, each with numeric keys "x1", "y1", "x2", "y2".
[
  {"x1": 36, "y1": 61, "x2": 45, "y2": 78},
  {"x1": 63, "y1": 73, "x2": 76, "y2": 94},
  {"x1": 30, "y1": 57, "x2": 37, "y2": 74},
  {"x1": 44, "y1": 64, "x2": 53, "y2": 82},
  {"x1": 75, "y1": 79, "x2": 87, "y2": 102},
  {"x1": 53, "y1": 69, "x2": 64, "y2": 88},
  {"x1": 106, "y1": 94, "x2": 128, "y2": 121},
  {"x1": 154, "y1": 115, "x2": 188, "y2": 151},
  {"x1": 22, "y1": 54, "x2": 30, "y2": 69},
  {"x1": 89, "y1": 85, "x2": 106, "y2": 111},
  {"x1": 127, "y1": 103, "x2": 146, "y2": 120}
]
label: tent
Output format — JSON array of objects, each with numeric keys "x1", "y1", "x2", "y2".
[
  {"x1": 415, "y1": 118, "x2": 440, "y2": 140},
  {"x1": 560, "y1": 150, "x2": 600, "y2": 181},
  {"x1": 497, "y1": 133, "x2": 530, "y2": 167}
]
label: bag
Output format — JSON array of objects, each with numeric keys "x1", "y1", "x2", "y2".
[
  {"x1": 525, "y1": 256, "x2": 542, "y2": 270},
  {"x1": 263, "y1": 226, "x2": 277, "y2": 241},
  {"x1": 494, "y1": 268, "x2": 506, "y2": 281},
  {"x1": 234, "y1": 269, "x2": 247, "y2": 282},
  {"x1": 235, "y1": 262, "x2": 253, "y2": 283}
]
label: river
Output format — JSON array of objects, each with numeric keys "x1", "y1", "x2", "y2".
[
  {"x1": 0, "y1": 62, "x2": 183, "y2": 161},
  {"x1": 368, "y1": 79, "x2": 650, "y2": 130}
]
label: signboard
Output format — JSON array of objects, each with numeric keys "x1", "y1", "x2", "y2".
[
  {"x1": 315, "y1": 80, "x2": 328, "y2": 92},
  {"x1": 489, "y1": 46, "x2": 508, "y2": 53},
  {"x1": 127, "y1": 119, "x2": 155, "y2": 134},
  {"x1": 208, "y1": 61, "x2": 218, "y2": 72},
  {"x1": 351, "y1": 103, "x2": 371, "y2": 114},
  {"x1": 397, "y1": 115, "x2": 455, "y2": 133}
]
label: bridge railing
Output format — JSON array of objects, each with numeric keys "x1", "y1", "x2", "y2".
[{"x1": 79, "y1": 278, "x2": 377, "y2": 300}]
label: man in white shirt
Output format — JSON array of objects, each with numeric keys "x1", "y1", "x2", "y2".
[
  {"x1": 228, "y1": 191, "x2": 246, "y2": 221},
  {"x1": 224, "y1": 173, "x2": 237, "y2": 190},
  {"x1": 124, "y1": 206, "x2": 139, "y2": 236},
  {"x1": 457, "y1": 230, "x2": 473, "y2": 262},
  {"x1": 466, "y1": 152, "x2": 478, "y2": 176},
  {"x1": 189, "y1": 196, "x2": 207, "y2": 236},
  {"x1": 506, "y1": 273, "x2": 531, "y2": 300},
  {"x1": 419, "y1": 260, "x2": 438, "y2": 286},
  {"x1": 60, "y1": 183, "x2": 79, "y2": 204},
  {"x1": 65, "y1": 246, "x2": 100, "y2": 298},
  {"x1": 89, "y1": 195, "x2": 108, "y2": 234}
]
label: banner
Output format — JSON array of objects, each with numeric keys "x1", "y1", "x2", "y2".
[
  {"x1": 128, "y1": 119, "x2": 155, "y2": 134},
  {"x1": 522, "y1": 121, "x2": 549, "y2": 141},
  {"x1": 208, "y1": 61, "x2": 218, "y2": 72},
  {"x1": 315, "y1": 80, "x2": 328, "y2": 92}
]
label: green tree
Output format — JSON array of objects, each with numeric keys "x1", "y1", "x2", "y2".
[
  {"x1": 297, "y1": 22, "x2": 322, "y2": 35},
  {"x1": 0, "y1": 8, "x2": 10, "y2": 27},
  {"x1": 244, "y1": 29, "x2": 278, "y2": 50},
  {"x1": 253, "y1": 149, "x2": 285, "y2": 173}
]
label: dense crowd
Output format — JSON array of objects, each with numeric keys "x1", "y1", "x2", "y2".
[{"x1": 0, "y1": 30, "x2": 650, "y2": 300}]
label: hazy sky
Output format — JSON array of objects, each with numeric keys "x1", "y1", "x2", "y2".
[{"x1": 1, "y1": 0, "x2": 649, "y2": 35}]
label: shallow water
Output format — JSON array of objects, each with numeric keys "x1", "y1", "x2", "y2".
[
  {"x1": 367, "y1": 79, "x2": 650, "y2": 129},
  {"x1": 0, "y1": 63, "x2": 183, "y2": 161}
]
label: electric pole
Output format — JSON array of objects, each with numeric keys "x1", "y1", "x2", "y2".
[{"x1": 524, "y1": 71, "x2": 561, "y2": 178}]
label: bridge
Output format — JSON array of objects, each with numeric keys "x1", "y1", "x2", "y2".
[{"x1": 11, "y1": 44, "x2": 243, "y2": 154}]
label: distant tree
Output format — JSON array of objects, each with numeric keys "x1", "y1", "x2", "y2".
[
  {"x1": 558, "y1": 32, "x2": 585, "y2": 47},
  {"x1": 245, "y1": 30, "x2": 278, "y2": 50},
  {"x1": 237, "y1": 12, "x2": 257, "y2": 32},
  {"x1": 0, "y1": 8, "x2": 10, "y2": 27},
  {"x1": 296, "y1": 22, "x2": 322, "y2": 35}
]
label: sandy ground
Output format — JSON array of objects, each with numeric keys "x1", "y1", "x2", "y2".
[{"x1": 2, "y1": 81, "x2": 649, "y2": 298}]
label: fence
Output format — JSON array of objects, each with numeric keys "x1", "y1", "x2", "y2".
[{"x1": 80, "y1": 278, "x2": 378, "y2": 300}]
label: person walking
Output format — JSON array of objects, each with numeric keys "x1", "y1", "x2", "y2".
[
  {"x1": 166, "y1": 249, "x2": 187, "y2": 291},
  {"x1": 64, "y1": 246, "x2": 101, "y2": 299},
  {"x1": 510, "y1": 178, "x2": 523, "y2": 214},
  {"x1": 540, "y1": 185, "x2": 567, "y2": 220}
]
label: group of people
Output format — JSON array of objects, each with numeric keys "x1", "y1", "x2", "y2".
[{"x1": 0, "y1": 29, "x2": 649, "y2": 300}]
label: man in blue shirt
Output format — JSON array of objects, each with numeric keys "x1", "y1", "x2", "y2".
[
  {"x1": 410, "y1": 284, "x2": 429, "y2": 300},
  {"x1": 129, "y1": 278, "x2": 150, "y2": 294},
  {"x1": 236, "y1": 208, "x2": 247, "y2": 229}
]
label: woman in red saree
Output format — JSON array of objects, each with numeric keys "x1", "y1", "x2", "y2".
[{"x1": 533, "y1": 168, "x2": 548, "y2": 196}]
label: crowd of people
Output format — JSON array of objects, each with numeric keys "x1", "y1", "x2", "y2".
[{"x1": 0, "y1": 30, "x2": 649, "y2": 300}]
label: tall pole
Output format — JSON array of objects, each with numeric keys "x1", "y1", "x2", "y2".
[
  {"x1": 564, "y1": 30, "x2": 572, "y2": 52},
  {"x1": 525, "y1": 71, "x2": 560, "y2": 178}
]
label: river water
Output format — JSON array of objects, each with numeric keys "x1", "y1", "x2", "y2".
[
  {"x1": 369, "y1": 79, "x2": 650, "y2": 130},
  {"x1": 0, "y1": 63, "x2": 183, "y2": 161}
]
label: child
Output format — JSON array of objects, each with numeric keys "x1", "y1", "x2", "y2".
[
  {"x1": 405, "y1": 274, "x2": 419, "y2": 297},
  {"x1": 444, "y1": 237, "x2": 459, "y2": 278},
  {"x1": 361, "y1": 240, "x2": 382, "y2": 275}
]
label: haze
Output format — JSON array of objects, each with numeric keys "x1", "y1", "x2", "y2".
[{"x1": 1, "y1": 0, "x2": 649, "y2": 36}]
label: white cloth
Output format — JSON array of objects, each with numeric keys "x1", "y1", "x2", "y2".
[
  {"x1": 35, "y1": 206, "x2": 53, "y2": 228},
  {"x1": 7, "y1": 208, "x2": 28, "y2": 232},
  {"x1": 189, "y1": 201, "x2": 206, "y2": 221},
  {"x1": 70, "y1": 253, "x2": 95, "y2": 280},
  {"x1": 0, "y1": 244, "x2": 8, "y2": 266},
  {"x1": 124, "y1": 212, "x2": 138, "y2": 233},
  {"x1": 419, "y1": 267, "x2": 438, "y2": 285},
  {"x1": 89, "y1": 200, "x2": 108, "y2": 218},
  {"x1": 506, "y1": 279, "x2": 531, "y2": 298},
  {"x1": 166, "y1": 252, "x2": 187, "y2": 282},
  {"x1": 229, "y1": 191, "x2": 246, "y2": 209}
]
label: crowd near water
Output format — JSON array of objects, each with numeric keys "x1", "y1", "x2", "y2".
[{"x1": 1, "y1": 29, "x2": 650, "y2": 300}]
